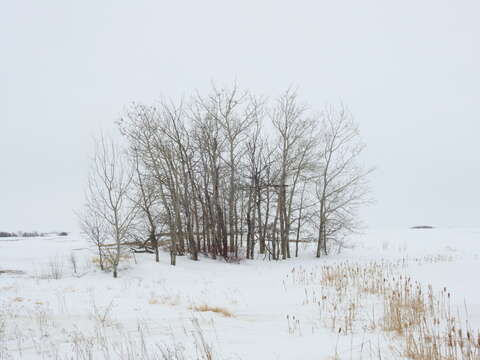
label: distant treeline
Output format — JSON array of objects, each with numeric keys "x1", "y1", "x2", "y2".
[
  {"x1": 0, "y1": 231, "x2": 68, "y2": 238},
  {"x1": 0, "y1": 231, "x2": 18, "y2": 237}
]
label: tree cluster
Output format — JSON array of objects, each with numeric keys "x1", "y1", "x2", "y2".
[
  {"x1": 0, "y1": 231, "x2": 46, "y2": 238},
  {"x1": 80, "y1": 85, "x2": 372, "y2": 277},
  {"x1": 0, "y1": 232, "x2": 17, "y2": 238}
]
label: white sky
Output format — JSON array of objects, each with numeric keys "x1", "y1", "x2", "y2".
[{"x1": 1, "y1": 1, "x2": 479, "y2": 232}]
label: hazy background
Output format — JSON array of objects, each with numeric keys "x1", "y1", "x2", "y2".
[{"x1": 1, "y1": 1, "x2": 479, "y2": 232}]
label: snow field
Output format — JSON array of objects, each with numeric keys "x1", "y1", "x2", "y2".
[{"x1": 0, "y1": 228, "x2": 479, "y2": 359}]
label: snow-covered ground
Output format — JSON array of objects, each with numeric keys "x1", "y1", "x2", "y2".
[{"x1": 1, "y1": 228, "x2": 479, "y2": 359}]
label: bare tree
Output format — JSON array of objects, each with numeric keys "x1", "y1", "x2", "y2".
[
  {"x1": 84, "y1": 134, "x2": 138, "y2": 277},
  {"x1": 190, "y1": 93, "x2": 229, "y2": 259},
  {"x1": 213, "y1": 86, "x2": 261, "y2": 254},
  {"x1": 271, "y1": 89, "x2": 318, "y2": 259},
  {"x1": 119, "y1": 103, "x2": 183, "y2": 265},
  {"x1": 315, "y1": 105, "x2": 372, "y2": 257},
  {"x1": 77, "y1": 206, "x2": 108, "y2": 271},
  {"x1": 131, "y1": 149, "x2": 162, "y2": 262}
]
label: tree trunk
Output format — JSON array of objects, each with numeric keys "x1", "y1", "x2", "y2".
[{"x1": 316, "y1": 197, "x2": 325, "y2": 258}]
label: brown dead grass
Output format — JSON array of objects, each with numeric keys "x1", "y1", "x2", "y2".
[
  {"x1": 148, "y1": 295, "x2": 180, "y2": 306},
  {"x1": 190, "y1": 304, "x2": 234, "y2": 317},
  {"x1": 91, "y1": 253, "x2": 132, "y2": 269},
  {"x1": 294, "y1": 260, "x2": 480, "y2": 360},
  {"x1": 382, "y1": 277, "x2": 426, "y2": 334}
]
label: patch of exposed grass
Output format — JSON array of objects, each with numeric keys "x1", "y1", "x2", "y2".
[
  {"x1": 148, "y1": 294, "x2": 180, "y2": 306},
  {"x1": 190, "y1": 304, "x2": 233, "y2": 318}
]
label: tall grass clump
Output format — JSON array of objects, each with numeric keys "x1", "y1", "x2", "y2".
[{"x1": 290, "y1": 260, "x2": 480, "y2": 360}]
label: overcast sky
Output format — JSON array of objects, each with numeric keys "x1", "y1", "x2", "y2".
[{"x1": 1, "y1": 1, "x2": 479, "y2": 232}]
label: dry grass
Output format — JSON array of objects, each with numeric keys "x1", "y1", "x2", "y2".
[
  {"x1": 290, "y1": 260, "x2": 480, "y2": 360},
  {"x1": 190, "y1": 304, "x2": 233, "y2": 318},
  {"x1": 382, "y1": 277, "x2": 426, "y2": 334},
  {"x1": 148, "y1": 294, "x2": 180, "y2": 306},
  {"x1": 286, "y1": 314, "x2": 302, "y2": 335},
  {"x1": 292, "y1": 261, "x2": 403, "y2": 335},
  {"x1": 403, "y1": 324, "x2": 480, "y2": 360},
  {"x1": 377, "y1": 272, "x2": 480, "y2": 359},
  {"x1": 148, "y1": 297, "x2": 160, "y2": 305},
  {"x1": 395, "y1": 286, "x2": 480, "y2": 360},
  {"x1": 91, "y1": 252, "x2": 132, "y2": 270},
  {"x1": 0, "y1": 299, "x2": 221, "y2": 360}
]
